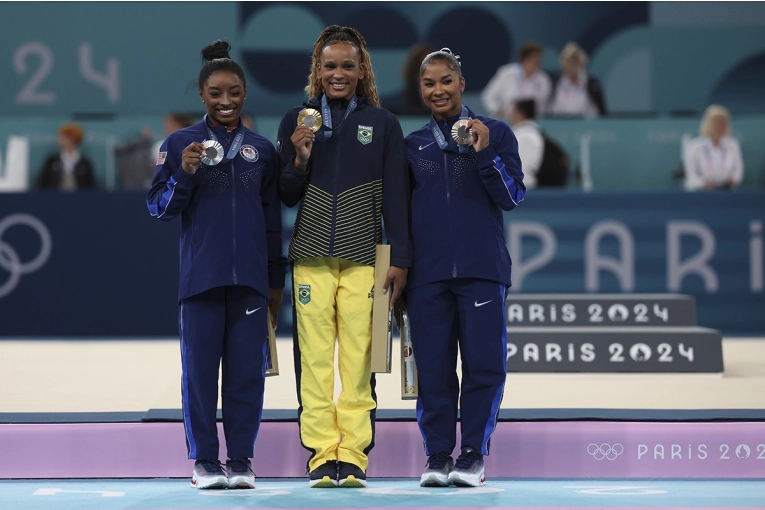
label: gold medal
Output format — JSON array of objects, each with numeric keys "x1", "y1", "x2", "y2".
[
  {"x1": 451, "y1": 119, "x2": 473, "y2": 145},
  {"x1": 297, "y1": 108, "x2": 322, "y2": 133},
  {"x1": 200, "y1": 140, "x2": 224, "y2": 166}
]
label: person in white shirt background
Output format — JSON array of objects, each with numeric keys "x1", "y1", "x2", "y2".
[
  {"x1": 684, "y1": 105, "x2": 744, "y2": 191},
  {"x1": 549, "y1": 42, "x2": 607, "y2": 118},
  {"x1": 481, "y1": 42, "x2": 552, "y2": 120},
  {"x1": 509, "y1": 99, "x2": 544, "y2": 189}
]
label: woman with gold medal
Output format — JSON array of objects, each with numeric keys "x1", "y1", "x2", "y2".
[
  {"x1": 276, "y1": 25, "x2": 411, "y2": 488},
  {"x1": 403, "y1": 48, "x2": 525, "y2": 488}
]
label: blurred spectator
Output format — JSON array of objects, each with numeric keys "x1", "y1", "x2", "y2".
[
  {"x1": 117, "y1": 112, "x2": 195, "y2": 190},
  {"x1": 509, "y1": 100, "x2": 544, "y2": 189},
  {"x1": 241, "y1": 112, "x2": 257, "y2": 131},
  {"x1": 36, "y1": 123, "x2": 96, "y2": 191},
  {"x1": 384, "y1": 43, "x2": 435, "y2": 116},
  {"x1": 684, "y1": 105, "x2": 744, "y2": 191},
  {"x1": 549, "y1": 42, "x2": 607, "y2": 118},
  {"x1": 481, "y1": 42, "x2": 552, "y2": 120},
  {"x1": 510, "y1": 99, "x2": 570, "y2": 188},
  {"x1": 151, "y1": 112, "x2": 196, "y2": 162}
]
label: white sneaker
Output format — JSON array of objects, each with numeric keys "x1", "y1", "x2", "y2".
[
  {"x1": 190, "y1": 459, "x2": 228, "y2": 489},
  {"x1": 420, "y1": 452, "x2": 453, "y2": 487},
  {"x1": 226, "y1": 458, "x2": 256, "y2": 489},
  {"x1": 447, "y1": 447, "x2": 485, "y2": 487}
]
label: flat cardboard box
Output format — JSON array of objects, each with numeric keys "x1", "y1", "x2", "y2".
[
  {"x1": 371, "y1": 244, "x2": 392, "y2": 373},
  {"x1": 265, "y1": 314, "x2": 279, "y2": 376}
]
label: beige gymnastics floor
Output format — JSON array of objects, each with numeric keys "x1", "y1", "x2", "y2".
[{"x1": 1, "y1": 338, "x2": 764, "y2": 413}]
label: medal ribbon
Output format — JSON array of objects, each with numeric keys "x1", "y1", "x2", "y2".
[
  {"x1": 430, "y1": 105, "x2": 470, "y2": 154},
  {"x1": 203, "y1": 114, "x2": 244, "y2": 165},
  {"x1": 316, "y1": 94, "x2": 358, "y2": 142}
]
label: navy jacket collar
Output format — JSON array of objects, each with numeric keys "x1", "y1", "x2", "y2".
[{"x1": 305, "y1": 94, "x2": 370, "y2": 110}]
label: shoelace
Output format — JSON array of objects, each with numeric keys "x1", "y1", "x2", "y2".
[
  {"x1": 427, "y1": 451, "x2": 452, "y2": 470},
  {"x1": 454, "y1": 450, "x2": 482, "y2": 470},
  {"x1": 197, "y1": 459, "x2": 225, "y2": 474},
  {"x1": 226, "y1": 458, "x2": 254, "y2": 475}
]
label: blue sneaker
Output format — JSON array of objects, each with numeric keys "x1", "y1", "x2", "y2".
[
  {"x1": 191, "y1": 459, "x2": 228, "y2": 490},
  {"x1": 226, "y1": 458, "x2": 256, "y2": 489},
  {"x1": 420, "y1": 451, "x2": 453, "y2": 487},
  {"x1": 447, "y1": 447, "x2": 485, "y2": 487}
]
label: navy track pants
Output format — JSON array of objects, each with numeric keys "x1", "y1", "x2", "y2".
[
  {"x1": 408, "y1": 278, "x2": 508, "y2": 456},
  {"x1": 179, "y1": 285, "x2": 268, "y2": 460}
]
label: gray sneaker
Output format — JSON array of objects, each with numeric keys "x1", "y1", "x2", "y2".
[
  {"x1": 191, "y1": 459, "x2": 228, "y2": 490},
  {"x1": 226, "y1": 458, "x2": 256, "y2": 489},
  {"x1": 420, "y1": 452, "x2": 453, "y2": 487},
  {"x1": 447, "y1": 447, "x2": 485, "y2": 487}
]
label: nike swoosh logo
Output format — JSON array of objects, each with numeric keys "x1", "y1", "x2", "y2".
[
  {"x1": 246, "y1": 307, "x2": 262, "y2": 315},
  {"x1": 419, "y1": 142, "x2": 435, "y2": 150},
  {"x1": 474, "y1": 300, "x2": 492, "y2": 308}
]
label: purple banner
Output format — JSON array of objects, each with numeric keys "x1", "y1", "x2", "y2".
[{"x1": 1, "y1": 421, "x2": 763, "y2": 479}]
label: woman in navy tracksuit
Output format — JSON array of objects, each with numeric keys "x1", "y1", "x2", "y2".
[
  {"x1": 146, "y1": 40, "x2": 285, "y2": 490},
  {"x1": 404, "y1": 49, "x2": 525, "y2": 488}
]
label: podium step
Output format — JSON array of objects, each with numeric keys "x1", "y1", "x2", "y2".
[
  {"x1": 506, "y1": 326, "x2": 723, "y2": 373},
  {"x1": 1, "y1": 419, "x2": 764, "y2": 479},
  {"x1": 506, "y1": 294, "x2": 696, "y2": 327}
]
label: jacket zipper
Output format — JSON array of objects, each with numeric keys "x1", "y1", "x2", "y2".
[
  {"x1": 443, "y1": 149, "x2": 457, "y2": 279},
  {"x1": 329, "y1": 140, "x2": 340, "y2": 257},
  {"x1": 231, "y1": 160, "x2": 238, "y2": 285}
]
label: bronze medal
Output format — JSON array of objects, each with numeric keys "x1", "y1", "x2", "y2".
[{"x1": 451, "y1": 119, "x2": 473, "y2": 145}]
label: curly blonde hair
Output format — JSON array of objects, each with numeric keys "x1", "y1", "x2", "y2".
[{"x1": 305, "y1": 25, "x2": 380, "y2": 107}]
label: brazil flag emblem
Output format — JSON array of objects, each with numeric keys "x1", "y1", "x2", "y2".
[
  {"x1": 298, "y1": 284, "x2": 311, "y2": 305},
  {"x1": 358, "y1": 125, "x2": 373, "y2": 145}
]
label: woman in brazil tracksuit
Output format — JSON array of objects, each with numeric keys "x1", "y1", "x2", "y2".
[
  {"x1": 404, "y1": 48, "x2": 525, "y2": 488},
  {"x1": 146, "y1": 40, "x2": 285, "y2": 490},
  {"x1": 277, "y1": 25, "x2": 411, "y2": 488}
]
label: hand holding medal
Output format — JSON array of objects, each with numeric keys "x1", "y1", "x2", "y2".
[
  {"x1": 181, "y1": 141, "x2": 206, "y2": 174},
  {"x1": 292, "y1": 108, "x2": 320, "y2": 173},
  {"x1": 465, "y1": 117, "x2": 490, "y2": 152}
]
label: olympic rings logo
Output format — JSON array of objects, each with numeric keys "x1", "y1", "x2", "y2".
[
  {"x1": 0, "y1": 214, "x2": 52, "y2": 299},
  {"x1": 587, "y1": 443, "x2": 624, "y2": 461}
]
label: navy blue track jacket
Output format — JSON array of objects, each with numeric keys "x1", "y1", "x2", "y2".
[
  {"x1": 278, "y1": 95, "x2": 412, "y2": 268},
  {"x1": 146, "y1": 119, "x2": 286, "y2": 301},
  {"x1": 404, "y1": 106, "x2": 525, "y2": 290}
]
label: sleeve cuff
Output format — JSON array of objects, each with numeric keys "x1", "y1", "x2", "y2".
[
  {"x1": 268, "y1": 270, "x2": 286, "y2": 290},
  {"x1": 290, "y1": 155, "x2": 311, "y2": 176},
  {"x1": 172, "y1": 167, "x2": 199, "y2": 187},
  {"x1": 390, "y1": 256, "x2": 412, "y2": 269},
  {"x1": 475, "y1": 145, "x2": 499, "y2": 170}
]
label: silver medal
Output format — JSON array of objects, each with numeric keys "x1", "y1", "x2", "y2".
[
  {"x1": 451, "y1": 119, "x2": 473, "y2": 145},
  {"x1": 200, "y1": 140, "x2": 224, "y2": 166}
]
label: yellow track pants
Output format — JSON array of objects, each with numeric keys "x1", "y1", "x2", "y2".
[{"x1": 292, "y1": 256, "x2": 376, "y2": 472}]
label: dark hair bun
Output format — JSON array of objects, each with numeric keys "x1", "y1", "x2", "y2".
[{"x1": 201, "y1": 40, "x2": 231, "y2": 62}]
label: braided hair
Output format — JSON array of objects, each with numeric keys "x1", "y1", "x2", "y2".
[{"x1": 305, "y1": 25, "x2": 380, "y2": 107}]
